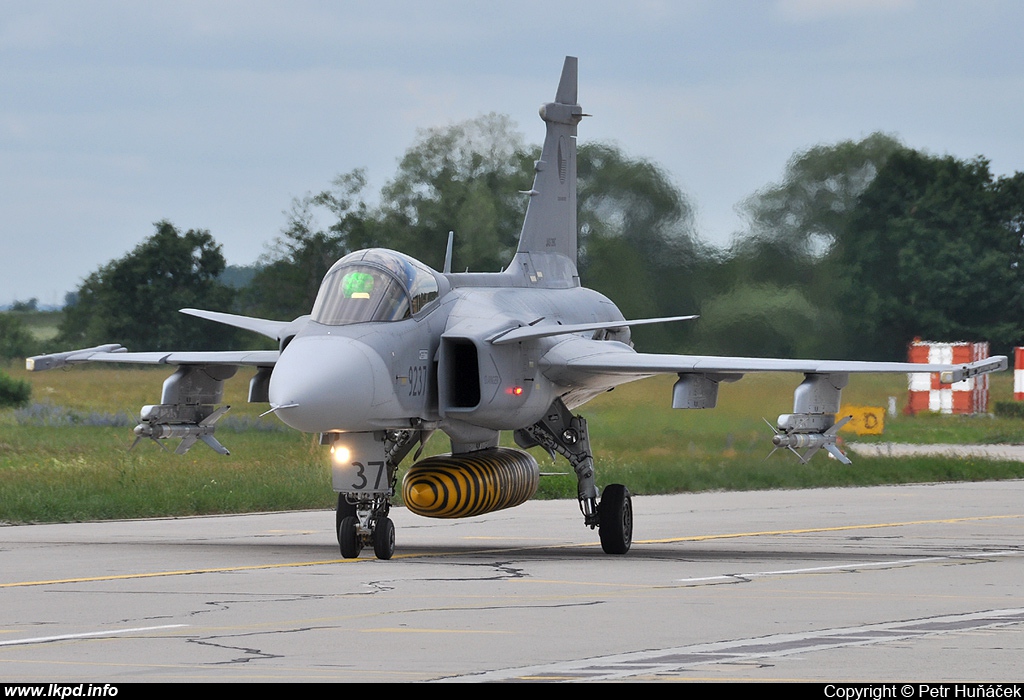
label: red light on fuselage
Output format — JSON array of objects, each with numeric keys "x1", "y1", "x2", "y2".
[{"x1": 507, "y1": 386, "x2": 524, "y2": 396}]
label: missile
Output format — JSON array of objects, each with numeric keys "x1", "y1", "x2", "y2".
[
  {"x1": 131, "y1": 406, "x2": 230, "y2": 455},
  {"x1": 772, "y1": 431, "x2": 835, "y2": 450},
  {"x1": 134, "y1": 422, "x2": 214, "y2": 440},
  {"x1": 767, "y1": 415, "x2": 852, "y2": 464}
]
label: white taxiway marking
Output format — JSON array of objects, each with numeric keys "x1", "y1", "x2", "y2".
[
  {"x1": 676, "y1": 550, "x2": 1019, "y2": 583},
  {"x1": 452, "y1": 608, "x2": 1024, "y2": 682},
  {"x1": 0, "y1": 624, "x2": 188, "y2": 647}
]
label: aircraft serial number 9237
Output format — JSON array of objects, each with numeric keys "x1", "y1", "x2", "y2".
[{"x1": 27, "y1": 58, "x2": 1007, "y2": 560}]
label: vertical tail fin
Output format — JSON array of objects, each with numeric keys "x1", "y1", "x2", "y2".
[{"x1": 511, "y1": 56, "x2": 583, "y2": 286}]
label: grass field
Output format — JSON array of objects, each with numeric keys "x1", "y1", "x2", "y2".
[
  {"x1": 2, "y1": 361, "x2": 1023, "y2": 523},
  {"x1": 9, "y1": 310, "x2": 62, "y2": 343}
]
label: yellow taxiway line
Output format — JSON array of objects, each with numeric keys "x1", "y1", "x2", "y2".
[{"x1": 2, "y1": 513, "x2": 1020, "y2": 589}]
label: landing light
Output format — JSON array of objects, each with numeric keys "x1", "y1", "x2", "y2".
[{"x1": 330, "y1": 445, "x2": 351, "y2": 464}]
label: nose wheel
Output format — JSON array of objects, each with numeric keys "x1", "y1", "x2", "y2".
[
  {"x1": 338, "y1": 515, "x2": 361, "y2": 558},
  {"x1": 336, "y1": 494, "x2": 395, "y2": 560},
  {"x1": 372, "y1": 517, "x2": 395, "y2": 560}
]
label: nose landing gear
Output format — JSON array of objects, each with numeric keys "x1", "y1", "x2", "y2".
[
  {"x1": 336, "y1": 494, "x2": 396, "y2": 560},
  {"x1": 332, "y1": 429, "x2": 416, "y2": 560}
]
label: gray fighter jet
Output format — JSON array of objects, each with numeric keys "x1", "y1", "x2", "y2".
[{"x1": 27, "y1": 57, "x2": 1007, "y2": 559}]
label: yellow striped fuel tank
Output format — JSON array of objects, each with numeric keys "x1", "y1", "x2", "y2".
[{"x1": 402, "y1": 447, "x2": 540, "y2": 518}]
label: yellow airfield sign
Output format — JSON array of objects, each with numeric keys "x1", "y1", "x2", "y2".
[{"x1": 836, "y1": 406, "x2": 885, "y2": 435}]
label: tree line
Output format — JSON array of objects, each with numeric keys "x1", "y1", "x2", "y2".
[{"x1": 4, "y1": 114, "x2": 1023, "y2": 363}]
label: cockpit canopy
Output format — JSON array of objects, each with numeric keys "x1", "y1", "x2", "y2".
[{"x1": 311, "y1": 249, "x2": 440, "y2": 325}]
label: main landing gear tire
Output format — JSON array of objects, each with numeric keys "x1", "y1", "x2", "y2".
[
  {"x1": 598, "y1": 483, "x2": 632, "y2": 555},
  {"x1": 338, "y1": 516, "x2": 361, "y2": 559},
  {"x1": 373, "y1": 517, "x2": 396, "y2": 560}
]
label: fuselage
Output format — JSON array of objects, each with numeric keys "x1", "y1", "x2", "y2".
[{"x1": 268, "y1": 248, "x2": 631, "y2": 446}]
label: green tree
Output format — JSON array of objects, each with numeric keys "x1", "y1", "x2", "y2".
[
  {"x1": 694, "y1": 283, "x2": 840, "y2": 358},
  {"x1": 242, "y1": 115, "x2": 536, "y2": 318},
  {"x1": 59, "y1": 221, "x2": 237, "y2": 351},
  {"x1": 704, "y1": 133, "x2": 905, "y2": 358},
  {"x1": 376, "y1": 113, "x2": 535, "y2": 272},
  {"x1": 739, "y1": 132, "x2": 904, "y2": 260},
  {"x1": 0, "y1": 369, "x2": 30, "y2": 408},
  {"x1": 576, "y1": 143, "x2": 704, "y2": 350},
  {"x1": 836, "y1": 151, "x2": 1024, "y2": 358},
  {"x1": 240, "y1": 119, "x2": 708, "y2": 352},
  {"x1": 0, "y1": 313, "x2": 39, "y2": 361}
]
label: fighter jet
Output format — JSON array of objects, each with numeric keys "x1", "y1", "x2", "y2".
[{"x1": 27, "y1": 57, "x2": 1007, "y2": 559}]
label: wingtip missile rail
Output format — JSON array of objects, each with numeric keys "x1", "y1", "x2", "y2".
[
  {"x1": 26, "y1": 344, "x2": 127, "y2": 371},
  {"x1": 938, "y1": 356, "x2": 1007, "y2": 384}
]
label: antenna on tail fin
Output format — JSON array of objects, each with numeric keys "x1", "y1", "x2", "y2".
[
  {"x1": 443, "y1": 231, "x2": 454, "y2": 274},
  {"x1": 510, "y1": 56, "x2": 583, "y2": 287}
]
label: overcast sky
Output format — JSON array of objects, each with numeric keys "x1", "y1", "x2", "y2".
[{"x1": 3, "y1": 0, "x2": 1024, "y2": 307}]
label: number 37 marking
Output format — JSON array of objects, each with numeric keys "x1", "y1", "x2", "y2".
[{"x1": 346, "y1": 461, "x2": 387, "y2": 493}]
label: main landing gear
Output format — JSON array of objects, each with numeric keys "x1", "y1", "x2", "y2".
[
  {"x1": 597, "y1": 483, "x2": 632, "y2": 555},
  {"x1": 516, "y1": 398, "x2": 633, "y2": 554}
]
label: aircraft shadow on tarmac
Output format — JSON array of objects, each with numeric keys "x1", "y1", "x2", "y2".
[{"x1": 76, "y1": 535, "x2": 955, "y2": 568}]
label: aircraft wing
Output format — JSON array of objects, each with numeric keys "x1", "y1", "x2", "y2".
[
  {"x1": 26, "y1": 344, "x2": 278, "y2": 372},
  {"x1": 540, "y1": 341, "x2": 1006, "y2": 468},
  {"x1": 25, "y1": 343, "x2": 279, "y2": 457},
  {"x1": 541, "y1": 341, "x2": 1007, "y2": 385}
]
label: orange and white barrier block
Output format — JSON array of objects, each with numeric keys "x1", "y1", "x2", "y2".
[
  {"x1": 1015, "y1": 347, "x2": 1023, "y2": 401},
  {"x1": 907, "y1": 340, "x2": 990, "y2": 415}
]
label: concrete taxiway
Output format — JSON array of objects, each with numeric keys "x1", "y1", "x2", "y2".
[{"x1": 2, "y1": 481, "x2": 1023, "y2": 682}]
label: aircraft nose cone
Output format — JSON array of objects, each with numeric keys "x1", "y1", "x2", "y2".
[{"x1": 268, "y1": 335, "x2": 380, "y2": 433}]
